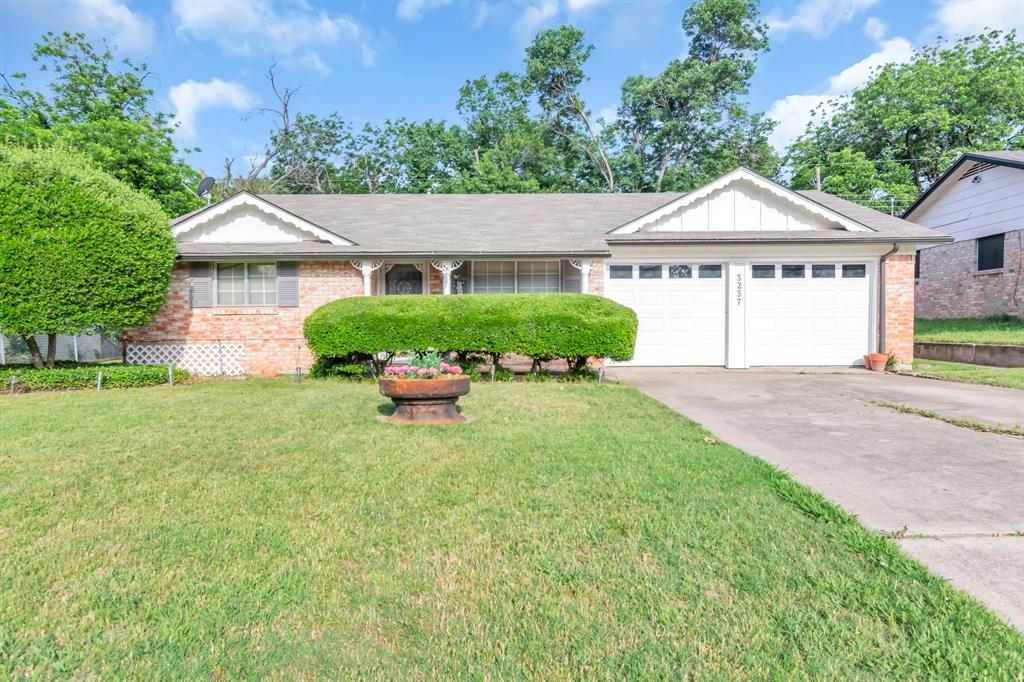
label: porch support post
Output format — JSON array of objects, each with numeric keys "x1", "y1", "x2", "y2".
[
  {"x1": 351, "y1": 260, "x2": 384, "y2": 296},
  {"x1": 430, "y1": 260, "x2": 463, "y2": 295},
  {"x1": 569, "y1": 259, "x2": 592, "y2": 294}
]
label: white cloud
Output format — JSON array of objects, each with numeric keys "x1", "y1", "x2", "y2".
[
  {"x1": 171, "y1": 0, "x2": 377, "y2": 67},
  {"x1": 297, "y1": 51, "x2": 332, "y2": 76},
  {"x1": 766, "y1": 33, "x2": 915, "y2": 152},
  {"x1": 63, "y1": 0, "x2": 155, "y2": 52},
  {"x1": 767, "y1": 94, "x2": 838, "y2": 153},
  {"x1": 567, "y1": 0, "x2": 610, "y2": 12},
  {"x1": 930, "y1": 0, "x2": 1024, "y2": 37},
  {"x1": 766, "y1": 0, "x2": 878, "y2": 38},
  {"x1": 826, "y1": 37, "x2": 913, "y2": 94},
  {"x1": 396, "y1": 0, "x2": 452, "y2": 21},
  {"x1": 862, "y1": 16, "x2": 887, "y2": 41},
  {"x1": 513, "y1": 0, "x2": 559, "y2": 41},
  {"x1": 168, "y1": 79, "x2": 256, "y2": 141}
]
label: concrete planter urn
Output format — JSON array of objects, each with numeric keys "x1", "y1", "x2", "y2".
[{"x1": 379, "y1": 376, "x2": 471, "y2": 424}]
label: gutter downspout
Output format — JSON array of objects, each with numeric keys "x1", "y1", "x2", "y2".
[{"x1": 877, "y1": 242, "x2": 900, "y2": 353}]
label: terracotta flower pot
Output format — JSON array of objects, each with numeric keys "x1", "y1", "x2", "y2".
[
  {"x1": 379, "y1": 375, "x2": 471, "y2": 425},
  {"x1": 867, "y1": 352, "x2": 888, "y2": 372}
]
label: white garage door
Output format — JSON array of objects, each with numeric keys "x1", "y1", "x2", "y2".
[
  {"x1": 747, "y1": 263, "x2": 871, "y2": 366},
  {"x1": 604, "y1": 263, "x2": 726, "y2": 366}
]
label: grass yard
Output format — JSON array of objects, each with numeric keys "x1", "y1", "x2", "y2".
[
  {"x1": 915, "y1": 315, "x2": 1024, "y2": 346},
  {"x1": 2, "y1": 381, "x2": 1022, "y2": 679},
  {"x1": 908, "y1": 358, "x2": 1024, "y2": 391}
]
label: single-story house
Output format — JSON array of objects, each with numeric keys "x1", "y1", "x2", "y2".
[
  {"x1": 904, "y1": 151, "x2": 1024, "y2": 319},
  {"x1": 125, "y1": 167, "x2": 949, "y2": 376}
]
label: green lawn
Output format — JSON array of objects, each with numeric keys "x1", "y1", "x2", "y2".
[
  {"x1": 2, "y1": 381, "x2": 1021, "y2": 678},
  {"x1": 915, "y1": 315, "x2": 1024, "y2": 346},
  {"x1": 908, "y1": 359, "x2": 1024, "y2": 391}
]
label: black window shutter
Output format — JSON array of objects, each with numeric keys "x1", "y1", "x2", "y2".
[
  {"x1": 560, "y1": 260, "x2": 581, "y2": 293},
  {"x1": 189, "y1": 262, "x2": 212, "y2": 308},
  {"x1": 277, "y1": 262, "x2": 299, "y2": 307}
]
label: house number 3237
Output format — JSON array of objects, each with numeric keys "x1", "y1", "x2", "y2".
[{"x1": 735, "y1": 273, "x2": 743, "y2": 306}]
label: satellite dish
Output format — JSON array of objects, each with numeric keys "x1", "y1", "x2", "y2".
[{"x1": 196, "y1": 176, "x2": 216, "y2": 197}]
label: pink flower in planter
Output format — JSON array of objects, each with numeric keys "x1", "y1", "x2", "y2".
[{"x1": 447, "y1": 365, "x2": 463, "y2": 374}]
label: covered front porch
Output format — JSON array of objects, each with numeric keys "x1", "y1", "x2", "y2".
[{"x1": 349, "y1": 259, "x2": 599, "y2": 296}]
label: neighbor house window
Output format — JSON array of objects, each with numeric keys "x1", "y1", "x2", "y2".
[
  {"x1": 668, "y1": 265, "x2": 691, "y2": 279},
  {"x1": 610, "y1": 265, "x2": 633, "y2": 279},
  {"x1": 216, "y1": 263, "x2": 276, "y2": 305},
  {"x1": 698, "y1": 264, "x2": 722, "y2": 278},
  {"x1": 472, "y1": 261, "x2": 515, "y2": 293},
  {"x1": 751, "y1": 265, "x2": 775, "y2": 279},
  {"x1": 516, "y1": 261, "x2": 561, "y2": 293},
  {"x1": 977, "y1": 234, "x2": 1004, "y2": 271},
  {"x1": 843, "y1": 264, "x2": 866, "y2": 278},
  {"x1": 638, "y1": 265, "x2": 663, "y2": 279},
  {"x1": 812, "y1": 264, "x2": 835, "y2": 278},
  {"x1": 781, "y1": 264, "x2": 805, "y2": 279}
]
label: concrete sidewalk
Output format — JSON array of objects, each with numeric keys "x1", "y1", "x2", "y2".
[{"x1": 611, "y1": 367, "x2": 1024, "y2": 630}]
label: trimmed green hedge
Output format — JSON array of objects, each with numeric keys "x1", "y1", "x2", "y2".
[
  {"x1": 304, "y1": 294, "x2": 638, "y2": 366},
  {"x1": 0, "y1": 364, "x2": 188, "y2": 391}
]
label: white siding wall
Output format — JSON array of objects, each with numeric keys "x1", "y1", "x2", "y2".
[
  {"x1": 911, "y1": 165, "x2": 1024, "y2": 245},
  {"x1": 180, "y1": 205, "x2": 321, "y2": 243},
  {"x1": 647, "y1": 182, "x2": 844, "y2": 232}
]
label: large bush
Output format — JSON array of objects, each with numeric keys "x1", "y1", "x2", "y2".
[
  {"x1": 0, "y1": 145, "x2": 175, "y2": 368},
  {"x1": 304, "y1": 294, "x2": 637, "y2": 371}
]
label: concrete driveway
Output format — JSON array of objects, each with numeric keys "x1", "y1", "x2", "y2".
[{"x1": 610, "y1": 367, "x2": 1024, "y2": 629}]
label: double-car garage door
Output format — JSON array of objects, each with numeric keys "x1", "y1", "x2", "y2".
[{"x1": 605, "y1": 261, "x2": 872, "y2": 367}]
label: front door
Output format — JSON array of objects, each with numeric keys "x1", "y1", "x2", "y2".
[{"x1": 385, "y1": 264, "x2": 423, "y2": 295}]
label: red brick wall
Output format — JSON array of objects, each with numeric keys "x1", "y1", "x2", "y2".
[
  {"x1": 125, "y1": 261, "x2": 364, "y2": 376},
  {"x1": 588, "y1": 258, "x2": 605, "y2": 296},
  {"x1": 883, "y1": 253, "x2": 915, "y2": 366},
  {"x1": 915, "y1": 230, "x2": 1023, "y2": 319}
]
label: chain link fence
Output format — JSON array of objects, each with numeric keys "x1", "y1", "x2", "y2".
[{"x1": 0, "y1": 333, "x2": 123, "y2": 365}]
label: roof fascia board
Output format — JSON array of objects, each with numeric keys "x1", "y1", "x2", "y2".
[
  {"x1": 609, "y1": 167, "x2": 871, "y2": 235},
  {"x1": 171, "y1": 191, "x2": 356, "y2": 246},
  {"x1": 903, "y1": 152, "x2": 1024, "y2": 219}
]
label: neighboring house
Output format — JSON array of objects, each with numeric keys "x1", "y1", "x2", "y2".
[
  {"x1": 125, "y1": 167, "x2": 948, "y2": 376},
  {"x1": 904, "y1": 151, "x2": 1024, "y2": 319}
]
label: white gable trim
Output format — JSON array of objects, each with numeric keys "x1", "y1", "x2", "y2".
[
  {"x1": 172, "y1": 192, "x2": 354, "y2": 245},
  {"x1": 610, "y1": 168, "x2": 871, "y2": 234}
]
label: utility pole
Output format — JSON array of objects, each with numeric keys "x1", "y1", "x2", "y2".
[{"x1": 814, "y1": 166, "x2": 821, "y2": 191}]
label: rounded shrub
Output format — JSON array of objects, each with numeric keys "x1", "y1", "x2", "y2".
[{"x1": 303, "y1": 293, "x2": 637, "y2": 369}]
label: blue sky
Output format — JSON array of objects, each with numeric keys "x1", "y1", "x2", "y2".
[{"x1": 2, "y1": 0, "x2": 1021, "y2": 176}]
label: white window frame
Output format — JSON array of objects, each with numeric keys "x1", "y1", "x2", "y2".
[
  {"x1": 469, "y1": 260, "x2": 564, "y2": 294},
  {"x1": 516, "y1": 260, "x2": 562, "y2": 293},
  {"x1": 214, "y1": 262, "x2": 278, "y2": 306}
]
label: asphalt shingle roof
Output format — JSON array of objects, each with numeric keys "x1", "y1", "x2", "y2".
[{"x1": 173, "y1": 182, "x2": 949, "y2": 259}]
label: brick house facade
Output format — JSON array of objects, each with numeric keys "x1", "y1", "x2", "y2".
[
  {"x1": 904, "y1": 152, "x2": 1024, "y2": 319},
  {"x1": 126, "y1": 169, "x2": 945, "y2": 375},
  {"x1": 915, "y1": 230, "x2": 1023, "y2": 319}
]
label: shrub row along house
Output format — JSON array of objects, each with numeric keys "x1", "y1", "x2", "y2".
[
  {"x1": 126, "y1": 167, "x2": 949, "y2": 375},
  {"x1": 904, "y1": 151, "x2": 1024, "y2": 319}
]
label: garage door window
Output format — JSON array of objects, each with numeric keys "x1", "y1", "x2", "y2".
[
  {"x1": 842, "y1": 264, "x2": 866, "y2": 278},
  {"x1": 698, "y1": 264, "x2": 722, "y2": 278},
  {"x1": 781, "y1": 264, "x2": 805, "y2": 279},
  {"x1": 669, "y1": 265, "x2": 692, "y2": 278},
  {"x1": 639, "y1": 265, "x2": 662, "y2": 279},
  {"x1": 752, "y1": 265, "x2": 775, "y2": 278},
  {"x1": 812, "y1": 264, "x2": 835, "y2": 278},
  {"x1": 610, "y1": 265, "x2": 633, "y2": 279}
]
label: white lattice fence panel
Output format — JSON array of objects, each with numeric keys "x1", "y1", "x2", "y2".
[{"x1": 126, "y1": 344, "x2": 245, "y2": 376}]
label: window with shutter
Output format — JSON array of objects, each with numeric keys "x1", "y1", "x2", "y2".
[
  {"x1": 277, "y1": 262, "x2": 299, "y2": 306},
  {"x1": 189, "y1": 262, "x2": 212, "y2": 308}
]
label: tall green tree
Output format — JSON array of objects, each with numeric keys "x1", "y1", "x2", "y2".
[
  {"x1": 0, "y1": 32, "x2": 201, "y2": 216},
  {"x1": 613, "y1": 0, "x2": 777, "y2": 192},
  {"x1": 525, "y1": 27, "x2": 616, "y2": 191},
  {"x1": 0, "y1": 146, "x2": 175, "y2": 368},
  {"x1": 787, "y1": 31, "x2": 1024, "y2": 206}
]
